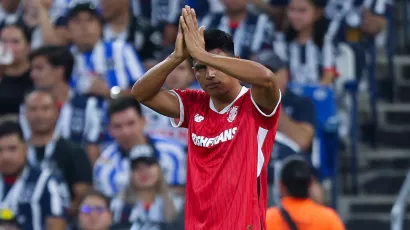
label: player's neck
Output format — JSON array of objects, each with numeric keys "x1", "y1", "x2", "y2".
[
  {"x1": 211, "y1": 83, "x2": 242, "y2": 112},
  {"x1": 31, "y1": 129, "x2": 55, "y2": 146}
]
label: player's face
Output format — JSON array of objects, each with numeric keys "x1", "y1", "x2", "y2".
[
  {"x1": 287, "y1": 0, "x2": 319, "y2": 32},
  {"x1": 25, "y1": 92, "x2": 59, "y2": 134},
  {"x1": 193, "y1": 49, "x2": 237, "y2": 97},
  {"x1": 68, "y1": 12, "x2": 101, "y2": 50},
  {"x1": 165, "y1": 60, "x2": 195, "y2": 90},
  {"x1": 109, "y1": 108, "x2": 146, "y2": 150},
  {"x1": 30, "y1": 56, "x2": 62, "y2": 90},
  {"x1": 78, "y1": 195, "x2": 112, "y2": 230},
  {"x1": 132, "y1": 162, "x2": 161, "y2": 190},
  {"x1": 0, "y1": 26, "x2": 29, "y2": 64},
  {"x1": 0, "y1": 134, "x2": 27, "y2": 176}
]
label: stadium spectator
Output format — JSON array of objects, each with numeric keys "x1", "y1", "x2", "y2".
[
  {"x1": 274, "y1": 0, "x2": 337, "y2": 85},
  {"x1": 66, "y1": 2, "x2": 145, "y2": 98},
  {"x1": 78, "y1": 190, "x2": 113, "y2": 230},
  {"x1": 23, "y1": 90, "x2": 93, "y2": 217},
  {"x1": 22, "y1": 0, "x2": 68, "y2": 49},
  {"x1": 324, "y1": 0, "x2": 389, "y2": 42},
  {"x1": 200, "y1": 0, "x2": 275, "y2": 59},
  {"x1": 182, "y1": 0, "x2": 224, "y2": 20},
  {"x1": 0, "y1": 0, "x2": 24, "y2": 30},
  {"x1": 100, "y1": 0, "x2": 162, "y2": 66},
  {"x1": 0, "y1": 120, "x2": 68, "y2": 230},
  {"x1": 111, "y1": 145, "x2": 177, "y2": 229},
  {"x1": 266, "y1": 157, "x2": 345, "y2": 230},
  {"x1": 21, "y1": 45, "x2": 103, "y2": 164},
  {"x1": 94, "y1": 97, "x2": 186, "y2": 199},
  {"x1": 130, "y1": 0, "x2": 182, "y2": 47},
  {"x1": 253, "y1": 51, "x2": 325, "y2": 204},
  {"x1": 0, "y1": 23, "x2": 33, "y2": 117}
]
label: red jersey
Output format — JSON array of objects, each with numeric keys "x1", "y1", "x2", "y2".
[{"x1": 171, "y1": 86, "x2": 281, "y2": 230}]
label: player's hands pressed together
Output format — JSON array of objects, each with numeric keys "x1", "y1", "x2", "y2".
[
  {"x1": 173, "y1": 20, "x2": 190, "y2": 61},
  {"x1": 179, "y1": 6, "x2": 205, "y2": 60}
]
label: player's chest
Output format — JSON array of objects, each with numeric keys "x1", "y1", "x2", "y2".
[{"x1": 188, "y1": 105, "x2": 251, "y2": 148}]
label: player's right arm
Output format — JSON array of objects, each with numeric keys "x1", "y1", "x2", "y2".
[{"x1": 132, "y1": 22, "x2": 189, "y2": 118}]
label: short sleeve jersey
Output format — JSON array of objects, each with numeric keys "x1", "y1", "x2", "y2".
[{"x1": 171, "y1": 86, "x2": 281, "y2": 230}]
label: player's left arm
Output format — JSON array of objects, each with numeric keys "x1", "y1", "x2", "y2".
[{"x1": 180, "y1": 6, "x2": 280, "y2": 112}]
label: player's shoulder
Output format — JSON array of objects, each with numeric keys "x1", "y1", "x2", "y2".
[{"x1": 171, "y1": 88, "x2": 208, "y2": 100}]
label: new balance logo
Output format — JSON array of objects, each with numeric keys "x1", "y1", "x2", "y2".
[
  {"x1": 194, "y1": 114, "x2": 204, "y2": 123},
  {"x1": 192, "y1": 127, "x2": 238, "y2": 147}
]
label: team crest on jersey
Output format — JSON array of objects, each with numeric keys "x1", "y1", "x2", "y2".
[{"x1": 227, "y1": 106, "x2": 239, "y2": 122}]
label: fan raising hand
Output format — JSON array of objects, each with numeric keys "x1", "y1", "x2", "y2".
[{"x1": 179, "y1": 6, "x2": 205, "y2": 60}]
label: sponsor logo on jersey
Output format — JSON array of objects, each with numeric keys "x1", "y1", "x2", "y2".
[
  {"x1": 227, "y1": 106, "x2": 239, "y2": 122},
  {"x1": 191, "y1": 127, "x2": 238, "y2": 147},
  {"x1": 194, "y1": 114, "x2": 204, "y2": 123}
]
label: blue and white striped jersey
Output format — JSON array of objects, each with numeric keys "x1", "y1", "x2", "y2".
[
  {"x1": 111, "y1": 196, "x2": 168, "y2": 228},
  {"x1": 273, "y1": 32, "x2": 337, "y2": 84},
  {"x1": 200, "y1": 12, "x2": 275, "y2": 59},
  {"x1": 324, "y1": 0, "x2": 391, "y2": 41},
  {"x1": 0, "y1": 167, "x2": 69, "y2": 230},
  {"x1": 19, "y1": 92, "x2": 104, "y2": 146},
  {"x1": 93, "y1": 138, "x2": 187, "y2": 198},
  {"x1": 70, "y1": 40, "x2": 145, "y2": 93}
]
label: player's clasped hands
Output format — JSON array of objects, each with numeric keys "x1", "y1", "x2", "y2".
[{"x1": 178, "y1": 5, "x2": 205, "y2": 60}]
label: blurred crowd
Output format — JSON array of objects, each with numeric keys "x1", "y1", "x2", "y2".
[{"x1": 0, "y1": 0, "x2": 391, "y2": 229}]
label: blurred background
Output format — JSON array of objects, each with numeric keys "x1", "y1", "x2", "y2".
[{"x1": 0, "y1": 0, "x2": 407, "y2": 229}]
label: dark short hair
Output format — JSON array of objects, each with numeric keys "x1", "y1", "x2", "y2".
[
  {"x1": 30, "y1": 45, "x2": 74, "y2": 83},
  {"x1": 79, "y1": 190, "x2": 111, "y2": 208},
  {"x1": 0, "y1": 120, "x2": 25, "y2": 142},
  {"x1": 281, "y1": 158, "x2": 312, "y2": 198},
  {"x1": 1, "y1": 23, "x2": 31, "y2": 44},
  {"x1": 204, "y1": 29, "x2": 235, "y2": 56},
  {"x1": 108, "y1": 96, "x2": 143, "y2": 120}
]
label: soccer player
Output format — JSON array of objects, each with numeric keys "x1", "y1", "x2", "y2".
[{"x1": 132, "y1": 6, "x2": 281, "y2": 230}]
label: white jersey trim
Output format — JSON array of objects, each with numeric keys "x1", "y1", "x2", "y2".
[
  {"x1": 209, "y1": 86, "x2": 248, "y2": 114},
  {"x1": 169, "y1": 90, "x2": 185, "y2": 128},
  {"x1": 257, "y1": 127, "x2": 268, "y2": 177},
  {"x1": 250, "y1": 89, "x2": 282, "y2": 117}
]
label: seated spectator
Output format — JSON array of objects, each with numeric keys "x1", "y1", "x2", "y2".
[
  {"x1": 100, "y1": 0, "x2": 162, "y2": 67},
  {"x1": 111, "y1": 147, "x2": 177, "y2": 228},
  {"x1": 94, "y1": 97, "x2": 187, "y2": 199},
  {"x1": 200, "y1": 0, "x2": 275, "y2": 59},
  {"x1": 23, "y1": 90, "x2": 93, "y2": 218},
  {"x1": 266, "y1": 157, "x2": 345, "y2": 230},
  {"x1": 131, "y1": 0, "x2": 181, "y2": 47},
  {"x1": 0, "y1": 23, "x2": 33, "y2": 117},
  {"x1": 22, "y1": 0, "x2": 68, "y2": 49},
  {"x1": 78, "y1": 190, "x2": 113, "y2": 230},
  {"x1": 20, "y1": 45, "x2": 103, "y2": 164},
  {"x1": 254, "y1": 51, "x2": 324, "y2": 204},
  {"x1": 66, "y1": 2, "x2": 145, "y2": 98},
  {"x1": 324, "y1": 0, "x2": 389, "y2": 42},
  {"x1": 0, "y1": 208, "x2": 22, "y2": 230},
  {"x1": 274, "y1": 0, "x2": 337, "y2": 85},
  {"x1": 0, "y1": 0, "x2": 24, "y2": 29},
  {"x1": 0, "y1": 120, "x2": 68, "y2": 230}
]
